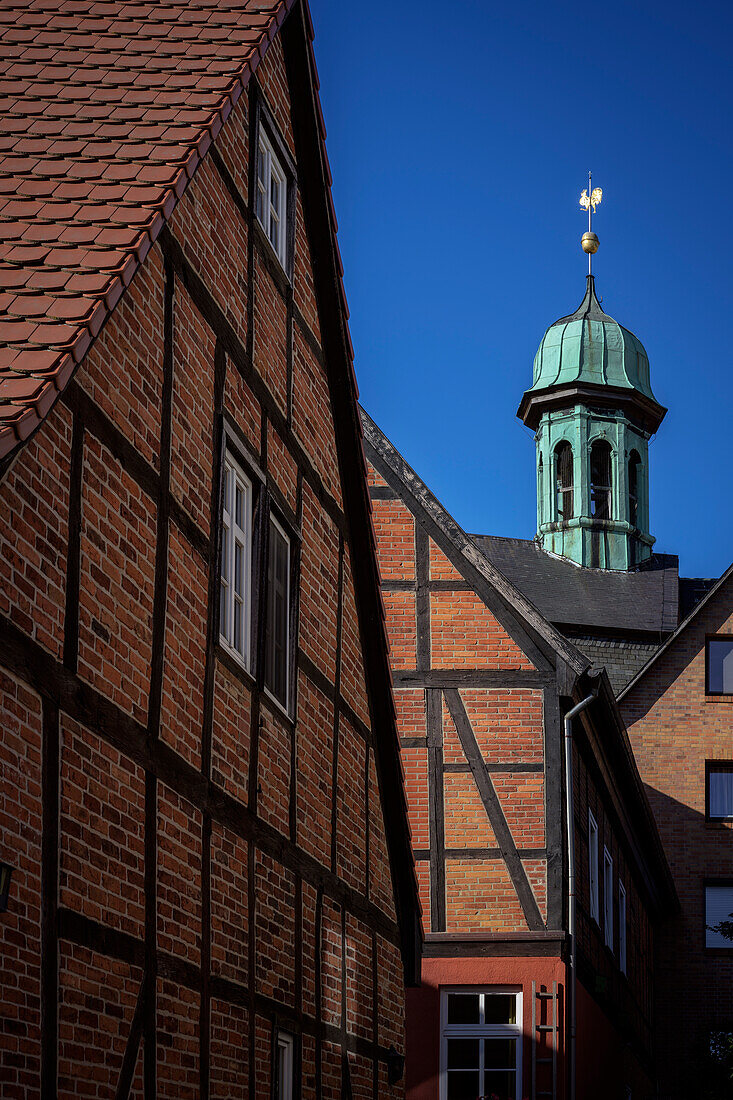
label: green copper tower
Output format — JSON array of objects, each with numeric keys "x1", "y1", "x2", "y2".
[{"x1": 517, "y1": 180, "x2": 666, "y2": 571}]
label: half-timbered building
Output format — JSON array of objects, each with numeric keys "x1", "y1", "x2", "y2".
[
  {"x1": 0, "y1": 2, "x2": 420, "y2": 1096},
  {"x1": 362, "y1": 410, "x2": 676, "y2": 1100}
]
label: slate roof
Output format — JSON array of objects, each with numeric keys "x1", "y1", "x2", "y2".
[
  {"x1": 0, "y1": 0, "x2": 322, "y2": 458},
  {"x1": 471, "y1": 534, "x2": 680, "y2": 635}
]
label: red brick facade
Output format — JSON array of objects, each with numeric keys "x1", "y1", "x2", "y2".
[
  {"x1": 362, "y1": 411, "x2": 674, "y2": 1100},
  {"x1": 0, "y1": 9, "x2": 418, "y2": 1097},
  {"x1": 620, "y1": 571, "x2": 733, "y2": 1099}
]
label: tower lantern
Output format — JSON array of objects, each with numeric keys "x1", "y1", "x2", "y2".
[{"x1": 516, "y1": 181, "x2": 667, "y2": 571}]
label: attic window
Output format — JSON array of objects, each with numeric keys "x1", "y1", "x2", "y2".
[
  {"x1": 555, "y1": 441, "x2": 574, "y2": 521},
  {"x1": 256, "y1": 127, "x2": 288, "y2": 267},
  {"x1": 590, "y1": 440, "x2": 612, "y2": 520}
]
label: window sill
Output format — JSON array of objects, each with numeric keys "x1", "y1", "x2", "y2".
[
  {"x1": 262, "y1": 683, "x2": 295, "y2": 727},
  {"x1": 253, "y1": 218, "x2": 291, "y2": 294},
  {"x1": 216, "y1": 642, "x2": 256, "y2": 690}
]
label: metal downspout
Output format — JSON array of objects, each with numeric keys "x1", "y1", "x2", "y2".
[{"x1": 564, "y1": 690, "x2": 597, "y2": 1100}]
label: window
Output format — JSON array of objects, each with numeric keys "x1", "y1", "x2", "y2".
[
  {"x1": 588, "y1": 810, "x2": 599, "y2": 923},
  {"x1": 555, "y1": 441, "x2": 574, "y2": 521},
  {"x1": 619, "y1": 881, "x2": 627, "y2": 974},
  {"x1": 275, "y1": 1031, "x2": 294, "y2": 1100},
  {"x1": 538, "y1": 455, "x2": 543, "y2": 525},
  {"x1": 603, "y1": 848, "x2": 613, "y2": 949},
  {"x1": 628, "y1": 450, "x2": 641, "y2": 527},
  {"x1": 590, "y1": 440, "x2": 612, "y2": 520},
  {"x1": 219, "y1": 452, "x2": 253, "y2": 666},
  {"x1": 264, "y1": 516, "x2": 291, "y2": 709},
  {"x1": 706, "y1": 884, "x2": 733, "y2": 948},
  {"x1": 256, "y1": 127, "x2": 288, "y2": 266},
  {"x1": 706, "y1": 637, "x2": 733, "y2": 695},
  {"x1": 440, "y1": 989, "x2": 522, "y2": 1100},
  {"x1": 708, "y1": 763, "x2": 733, "y2": 820}
]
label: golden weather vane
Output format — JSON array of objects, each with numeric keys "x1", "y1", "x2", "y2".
[{"x1": 579, "y1": 171, "x2": 602, "y2": 274}]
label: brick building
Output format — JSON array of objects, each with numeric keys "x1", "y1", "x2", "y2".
[
  {"x1": 620, "y1": 567, "x2": 733, "y2": 1099},
  {"x1": 362, "y1": 411, "x2": 676, "y2": 1100},
  {"x1": 0, "y1": 2, "x2": 420, "y2": 1097}
]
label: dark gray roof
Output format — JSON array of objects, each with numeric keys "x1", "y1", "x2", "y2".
[{"x1": 470, "y1": 535, "x2": 679, "y2": 635}]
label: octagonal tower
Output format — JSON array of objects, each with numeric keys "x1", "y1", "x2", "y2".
[{"x1": 517, "y1": 275, "x2": 666, "y2": 570}]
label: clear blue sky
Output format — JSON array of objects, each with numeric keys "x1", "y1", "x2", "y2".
[{"x1": 308, "y1": 0, "x2": 732, "y2": 579}]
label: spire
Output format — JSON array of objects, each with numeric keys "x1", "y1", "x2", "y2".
[{"x1": 579, "y1": 172, "x2": 602, "y2": 274}]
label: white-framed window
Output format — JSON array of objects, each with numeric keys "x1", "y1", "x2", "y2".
[
  {"x1": 603, "y1": 847, "x2": 613, "y2": 950},
  {"x1": 440, "y1": 988, "x2": 522, "y2": 1100},
  {"x1": 708, "y1": 764, "x2": 733, "y2": 820},
  {"x1": 256, "y1": 127, "x2": 288, "y2": 267},
  {"x1": 588, "y1": 809, "x2": 599, "y2": 923},
  {"x1": 264, "y1": 515, "x2": 291, "y2": 709},
  {"x1": 619, "y1": 881, "x2": 627, "y2": 974},
  {"x1": 275, "y1": 1031, "x2": 294, "y2": 1100},
  {"x1": 705, "y1": 884, "x2": 733, "y2": 948},
  {"x1": 219, "y1": 451, "x2": 253, "y2": 667}
]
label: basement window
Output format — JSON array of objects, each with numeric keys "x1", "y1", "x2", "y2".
[
  {"x1": 440, "y1": 989, "x2": 522, "y2": 1100},
  {"x1": 555, "y1": 441, "x2": 574, "y2": 521},
  {"x1": 256, "y1": 127, "x2": 289, "y2": 267},
  {"x1": 706, "y1": 637, "x2": 733, "y2": 695},
  {"x1": 219, "y1": 451, "x2": 253, "y2": 667}
]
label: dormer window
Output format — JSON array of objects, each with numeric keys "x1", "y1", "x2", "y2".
[
  {"x1": 256, "y1": 127, "x2": 288, "y2": 267},
  {"x1": 555, "y1": 441, "x2": 574, "y2": 521},
  {"x1": 590, "y1": 440, "x2": 612, "y2": 520}
]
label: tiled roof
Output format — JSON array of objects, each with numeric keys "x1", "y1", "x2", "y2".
[
  {"x1": 0, "y1": 0, "x2": 299, "y2": 458},
  {"x1": 471, "y1": 534, "x2": 680, "y2": 635}
]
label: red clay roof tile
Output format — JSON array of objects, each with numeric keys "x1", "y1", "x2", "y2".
[{"x1": 0, "y1": 0, "x2": 353, "y2": 461}]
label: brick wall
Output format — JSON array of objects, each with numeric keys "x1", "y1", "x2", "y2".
[
  {"x1": 0, "y1": 22, "x2": 408, "y2": 1099},
  {"x1": 620, "y1": 574, "x2": 733, "y2": 1098}
]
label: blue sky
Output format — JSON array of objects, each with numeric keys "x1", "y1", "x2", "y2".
[{"x1": 308, "y1": 0, "x2": 733, "y2": 579}]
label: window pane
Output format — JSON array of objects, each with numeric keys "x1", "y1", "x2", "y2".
[
  {"x1": 706, "y1": 885, "x2": 733, "y2": 947},
  {"x1": 484, "y1": 1038, "x2": 516, "y2": 1069},
  {"x1": 447, "y1": 1072, "x2": 480, "y2": 1100},
  {"x1": 483, "y1": 1069, "x2": 516, "y2": 1100},
  {"x1": 710, "y1": 770, "x2": 733, "y2": 818},
  {"x1": 265, "y1": 522, "x2": 289, "y2": 705},
  {"x1": 708, "y1": 639, "x2": 733, "y2": 693},
  {"x1": 257, "y1": 146, "x2": 266, "y2": 184},
  {"x1": 219, "y1": 576, "x2": 228, "y2": 638},
  {"x1": 447, "y1": 993, "x2": 480, "y2": 1025},
  {"x1": 234, "y1": 598, "x2": 242, "y2": 652},
  {"x1": 483, "y1": 993, "x2": 516, "y2": 1025},
  {"x1": 271, "y1": 174, "x2": 280, "y2": 209},
  {"x1": 235, "y1": 485, "x2": 243, "y2": 528},
  {"x1": 447, "y1": 1038, "x2": 479, "y2": 1070}
]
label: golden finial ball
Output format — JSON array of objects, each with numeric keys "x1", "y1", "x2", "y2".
[{"x1": 582, "y1": 231, "x2": 600, "y2": 255}]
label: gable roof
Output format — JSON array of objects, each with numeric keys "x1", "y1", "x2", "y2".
[
  {"x1": 619, "y1": 561, "x2": 733, "y2": 700},
  {"x1": 0, "y1": 0, "x2": 302, "y2": 458},
  {"x1": 472, "y1": 535, "x2": 680, "y2": 635},
  {"x1": 360, "y1": 409, "x2": 591, "y2": 684},
  {"x1": 0, "y1": 0, "x2": 421, "y2": 976}
]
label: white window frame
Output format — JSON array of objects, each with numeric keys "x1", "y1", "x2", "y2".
[
  {"x1": 619, "y1": 881, "x2": 627, "y2": 974},
  {"x1": 263, "y1": 514, "x2": 291, "y2": 712},
  {"x1": 219, "y1": 451, "x2": 253, "y2": 669},
  {"x1": 588, "y1": 809, "x2": 599, "y2": 923},
  {"x1": 275, "y1": 1030, "x2": 294, "y2": 1100},
  {"x1": 603, "y1": 847, "x2": 614, "y2": 950},
  {"x1": 256, "y1": 127, "x2": 288, "y2": 267},
  {"x1": 439, "y1": 987, "x2": 522, "y2": 1100}
]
